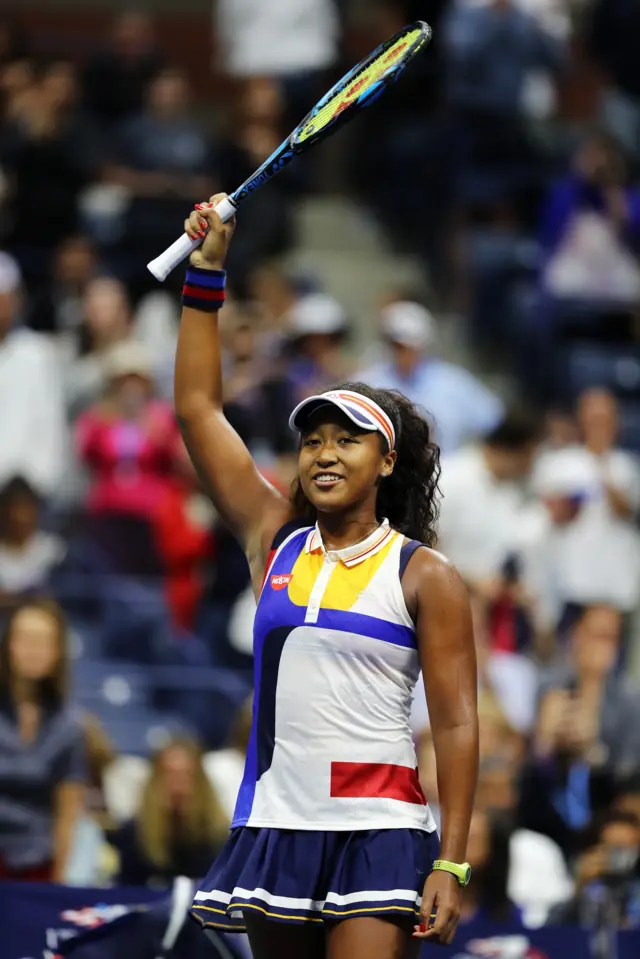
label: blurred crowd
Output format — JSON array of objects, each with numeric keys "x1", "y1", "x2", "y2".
[{"x1": 1, "y1": 0, "x2": 640, "y2": 940}]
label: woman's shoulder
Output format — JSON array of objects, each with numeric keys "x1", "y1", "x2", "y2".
[{"x1": 399, "y1": 538, "x2": 467, "y2": 595}]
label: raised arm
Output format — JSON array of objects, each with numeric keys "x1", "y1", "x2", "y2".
[{"x1": 174, "y1": 194, "x2": 291, "y2": 569}]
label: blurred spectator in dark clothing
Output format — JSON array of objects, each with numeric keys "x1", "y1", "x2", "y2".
[
  {"x1": 1, "y1": 61, "x2": 102, "y2": 282},
  {"x1": 66, "y1": 276, "x2": 136, "y2": 418},
  {"x1": 589, "y1": 0, "x2": 640, "y2": 159},
  {"x1": 614, "y1": 775, "x2": 640, "y2": 827},
  {"x1": 352, "y1": 1, "x2": 451, "y2": 266},
  {"x1": 105, "y1": 68, "x2": 216, "y2": 263},
  {"x1": 539, "y1": 132, "x2": 640, "y2": 304},
  {"x1": 538, "y1": 606, "x2": 640, "y2": 772},
  {"x1": 110, "y1": 737, "x2": 227, "y2": 887},
  {"x1": 0, "y1": 477, "x2": 66, "y2": 603},
  {"x1": 217, "y1": 81, "x2": 291, "y2": 276},
  {"x1": 27, "y1": 235, "x2": 99, "y2": 345},
  {"x1": 0, "y1": 599, "x2": 85, "y2": 881},
  {"x1": 461, "y1": 808, "x2": 524, "y2": 925},
  {"x1": 443, "y1": 0, "x2": 562, "y2": 208},
  {"x1": 0, "y1": 18, "x2": 26, "y2": 69},
  {"x1": 517, "y1": 605, "x2": 636, "y2": 859},
  {"x1": 547, "y1": 810, "x2": 640, "y2": 929},
  {"x1": 221, "y1": 303, "x2": 296, "y2": 456},
  {"x1": 82, "y1": 12, "x2": 165, "y2": 128},
  {"x1": 361, "y1": 301, "x2": 503, "y2": 454},
  {"x1": 75, "y1": 341, "x2": 181, "y2": 524}
]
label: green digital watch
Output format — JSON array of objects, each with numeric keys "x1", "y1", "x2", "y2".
[{"x1": 432, "y1": 859, "x2": 472, "y2": 887}]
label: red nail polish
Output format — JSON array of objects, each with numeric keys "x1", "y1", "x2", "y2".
[
  {"x1": 419, "y1": 923, "x2": 426, "y2": 933},
  {"x1": 198, "y1": 231, "x2": 205, "y2": 238},
  {"x1": 195, "y1": 203, "x2": 203, "y2": 210},
  {"x1": 200, "y1": 220, "x2": 207, "y2": 229}
]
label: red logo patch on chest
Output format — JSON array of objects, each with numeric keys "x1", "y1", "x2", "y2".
[{"x1": 270, "y1": 574, "x2": 292, "y2": 590}]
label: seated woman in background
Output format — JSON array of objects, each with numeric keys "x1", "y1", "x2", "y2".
[
  {"x1": 110, "y1": 736, "x2": 228, "y2": 887},
  {"x1": 0, "y1": 599, "x2": 85, "y2": 880},
  {"x1": 461, "y1": 808, "x2": 523, "y2": 926},
  {"x1": 0, "y1": 477, "x2": 67, "y2": 605}
]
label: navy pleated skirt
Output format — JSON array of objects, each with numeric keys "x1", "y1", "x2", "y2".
[{"x1": 191, "y1": 826, "x2": 440, "y2": 932}]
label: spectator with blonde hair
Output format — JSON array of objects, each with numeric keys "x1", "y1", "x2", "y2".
[
  {"x1": 110, "y1": 736, "x2": 228, "y2": 887},
  {"x1": 0, "y1": 598, "x2": 85, "y2": 880}
]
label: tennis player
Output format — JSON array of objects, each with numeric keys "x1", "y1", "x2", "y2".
[{"x1": 177, "y1": 195, "x2": 479, "y2": 959}]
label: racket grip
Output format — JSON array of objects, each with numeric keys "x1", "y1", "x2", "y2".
[{"x1": 146, "y1": 195, "x2": 237, "y2": 282}]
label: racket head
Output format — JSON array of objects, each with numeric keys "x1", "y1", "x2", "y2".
[{"x1": 290, "y1": 21, "x2": 432, "y2": 152}]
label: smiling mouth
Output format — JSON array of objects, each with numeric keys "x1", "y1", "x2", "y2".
[{"x1": 313, "y1": 473, "x2": 344, "y2": 487}]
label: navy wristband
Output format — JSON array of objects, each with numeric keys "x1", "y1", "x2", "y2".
[{"x1": 182, "y1": 266, "x2": 226, "y2": 312}]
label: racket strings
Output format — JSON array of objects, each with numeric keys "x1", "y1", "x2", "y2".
[{"x1": 295, "y1": 26, "x2": 425, "y2": 144}]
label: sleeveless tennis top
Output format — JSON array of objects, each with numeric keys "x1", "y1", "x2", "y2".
[{"x1": 232, "y1": 518, "x2": 437, "y2": 833}]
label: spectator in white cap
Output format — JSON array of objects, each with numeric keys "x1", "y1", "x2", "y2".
[
  {"x1": 0, "y1": 252, "x2": 67, "y2": 497},
  {"x1": 360, "y1": 300, "x2": 503, "y2": 453},
  {"x1": 528, "y1": 388, "x2": 640, "y2": 629},
  {"x1": 284, "y1": 292, "x2": 351, "y2": 401}
]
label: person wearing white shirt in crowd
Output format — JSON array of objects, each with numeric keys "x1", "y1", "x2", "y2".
[
  {"x1": 532, "y1": 388, "x2": 640, "y2": 621},
  {"x1": 360, "y1": 301, "x2": 503, "y2": 454},
  {"x1": 216, "y1": 0, "x2": 338, "y2": 80},
  {"x1": 0, "y1": 253, "x2": 67, "y2": 497},
  {"x1": 436, "y1": 411, "x2": 541, "y2": 584}
]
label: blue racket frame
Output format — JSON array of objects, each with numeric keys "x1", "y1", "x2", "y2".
[{"x1": 226, "y1": 21, "x2": 432, "y2": 211}]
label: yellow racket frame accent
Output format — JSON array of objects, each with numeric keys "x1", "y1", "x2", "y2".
[{"x1": 295, "y1": 26, "x2": 424, "y2": 145}]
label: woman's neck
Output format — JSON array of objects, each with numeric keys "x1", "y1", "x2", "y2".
[
  {"x1": 316, "y1": 509, "x2": 380, "y2": 552},
  {"x1": 11, "y1": 677, "x2": 41, "y2": 706}
]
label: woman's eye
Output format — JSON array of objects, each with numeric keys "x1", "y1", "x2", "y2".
[
  {"x1": 339, "y1": 436, "x2": 357, "y2": 445},
  {"x1": 303, "y1": 437, "x2": 320, "y2": 447}
]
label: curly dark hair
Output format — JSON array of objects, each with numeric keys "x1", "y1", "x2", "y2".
[{"x1": 291, "y1": 381, "x2": 441, "y2": 546}]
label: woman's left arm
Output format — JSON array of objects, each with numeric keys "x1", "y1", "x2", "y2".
[
  {"x1": 52, "y1": 781, "x2": 85, "y2": 882},
  {"x1": 408, "y1": 550, "x2": 479, "y2": 945},
  {"x1": 51, "y1": 722, "x2": 87, "y2": 882}
]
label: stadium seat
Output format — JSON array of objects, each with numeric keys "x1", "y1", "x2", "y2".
[
  {"x1": 101, "y1": 712, "x2": 195, "y2": 757},
  {"x1": 70, "y1": 659, "x2": 151, "y2": 711},
  {"x1": 558, "y1": 342, "x2": 640, "y2": 403}
]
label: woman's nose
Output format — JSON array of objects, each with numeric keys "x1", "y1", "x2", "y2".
[{"x1": 316, "y1": 445, "x2": 338, "y2": 466}]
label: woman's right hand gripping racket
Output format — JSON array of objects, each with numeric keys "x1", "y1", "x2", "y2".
[{"x1": 147, "y1": 20, "x2": 431, "y2": 282}]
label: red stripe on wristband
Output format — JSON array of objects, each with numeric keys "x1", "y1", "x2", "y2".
[{"x1": 182, "y1": 285, "x2": 225, "y2": 302}]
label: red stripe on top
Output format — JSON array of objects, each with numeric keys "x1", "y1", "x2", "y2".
[
  {"x1": 330, "y1": 761, "x2": 426, "y2": 805},
  {"x1": 260, "y1": 548, "x2": 277, "y2": 592},
  {"x1": 183, "y1": 285, "x2": 226, "y2": 301}
]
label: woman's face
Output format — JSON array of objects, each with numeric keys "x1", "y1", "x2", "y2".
[
  {"x1": 466, "y1": 810, "x2": 491, "y2": 870},
  {"x1": 297, "y1": 410, "x2": 395, "y2": 515},
  {"x1": 9, "y1": 608, "x2": 60, "y2": 683},
  {"x1": 160, "y1": 746, "x2": 197, "y2": 806},
  {"x1": 83, "y1": 278, "x2": 130, "y2": 342}
]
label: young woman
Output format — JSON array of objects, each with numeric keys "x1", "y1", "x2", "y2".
[
  {"x1": 0, "y1": 599, "x2": 85, "y2": 881},
  {"x1": 177, "y1": 196, "x2": 478, "y2": 959},
  {"x1": 110, "y1": 736, "x2": 228, "y2": 887}
]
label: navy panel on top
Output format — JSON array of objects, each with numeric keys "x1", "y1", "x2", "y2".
[{"x1": 399, "y1": 540, "x2": 424, "y2": 580}]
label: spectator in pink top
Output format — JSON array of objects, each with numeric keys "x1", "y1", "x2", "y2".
[{"x1": 76, "y1": 341, "x2": 180, "y2": 522}]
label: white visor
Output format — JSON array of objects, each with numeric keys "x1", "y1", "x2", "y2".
[{"x1": 288, "y1": 389, "x2": 396, "y2": 450}]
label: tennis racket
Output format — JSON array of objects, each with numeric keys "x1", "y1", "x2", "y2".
[{"x1": 147, "y1": 20, "x2": 432, "y2": 281}]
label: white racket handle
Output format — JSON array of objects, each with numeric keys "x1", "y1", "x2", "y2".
[{"x1": 146, "y1": 195, "x2": 237, "y2": 282}]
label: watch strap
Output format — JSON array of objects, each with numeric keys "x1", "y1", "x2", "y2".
[{"x1": 432, "y1": 859, "x2": 471, "y2": 886}]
